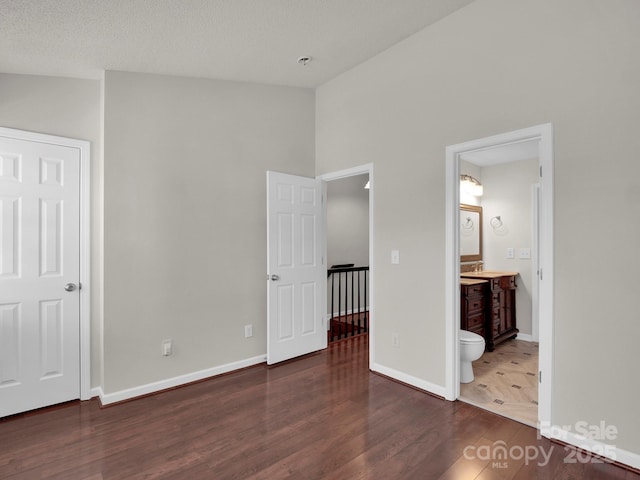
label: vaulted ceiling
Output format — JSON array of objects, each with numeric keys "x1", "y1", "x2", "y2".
[{"x1": 0, "y1": 0, "x2": 475, "y2": 87}]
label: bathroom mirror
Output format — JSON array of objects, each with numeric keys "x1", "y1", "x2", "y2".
[{"x1": 460, "y1": 204, "x2": 483, "y2": 262}]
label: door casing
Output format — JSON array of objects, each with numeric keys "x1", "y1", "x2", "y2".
[
  {"x1": 0, "y1": 127, "x2": 91, "y2": 402},
  {"x1": 318, "y1": 163, "x2": 374, "y2": 367},
  {"x1": 444, "y1": 124, "x2": 554, "y2": 433}
]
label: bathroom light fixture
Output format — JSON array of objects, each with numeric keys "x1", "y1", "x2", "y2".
[
  {"x1": 364, "y1": 180, "x2": 370, "y2": 189},
  {"x1": 460, "y1": 174, "x2": 483, "y2": 197}
]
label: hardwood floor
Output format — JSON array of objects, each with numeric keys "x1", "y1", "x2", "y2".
[
  {"x1": 0, "y1": 335, "x2": 637, "y2": 479},
  {"x1": 328, "y1": 312, "x2": 368, "y2": 342}
]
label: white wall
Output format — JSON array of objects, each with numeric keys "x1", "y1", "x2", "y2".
[
  {"x1": 103, "y1": 71, "x2": 315, "y2": 394},
  {"x1": 481, "y1": 158, "x2": 539, "y2": 337},
  {"x1": 0, "y1": 73, "x2": 103, "y2": 389},
  {"x1": 316, "y1": 0, "x2": 640, "y2": 456},
  {"x1": 326, "y1": 174, "x2": 369, "y2": 268}
]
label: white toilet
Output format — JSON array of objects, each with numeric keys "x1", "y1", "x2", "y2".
[{"x1": 460, "y1": 330, "x2": 485, "y2": 383}]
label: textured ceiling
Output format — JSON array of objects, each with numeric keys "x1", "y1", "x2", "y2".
[{"x1": 0, "y1": 0, "x2": 474, "y2": 87}]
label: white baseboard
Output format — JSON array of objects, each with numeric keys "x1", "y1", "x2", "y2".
[
  {"x1": 541, "y1": 425, "x2": 640, "y2": 470},
  {"x1": 370, "y1": 362, "x2": 446, "y2": 398},
  {"x1": 96, "y1": 354, "x2": 267, "y2": 406},
  {"x1": 90, "y1": 386, "x2": 104, "y2": 399},
  {"x1": 516, "y1": 333, "x2": 535, "y2": 342}
]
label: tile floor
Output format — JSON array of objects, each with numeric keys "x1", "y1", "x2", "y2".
[{"x1": 460, "y1": 338, "x2": 539, "y2": 427}]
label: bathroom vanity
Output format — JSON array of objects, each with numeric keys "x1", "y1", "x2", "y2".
[
  {"x1": 460, "y1": 271, "x2": 519, "y2": 351},
  {"x1": 460, "y1": 278, "x2": 488, "y2": 340}
]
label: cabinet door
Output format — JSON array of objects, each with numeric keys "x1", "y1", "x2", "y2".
[{"x1": 504, "y1": 288, "x2": 516, "y2": 330}]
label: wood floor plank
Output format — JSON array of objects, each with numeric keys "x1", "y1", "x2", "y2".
[{"x1": 0, "y1": 335, "x2": 637, "y2": 479}]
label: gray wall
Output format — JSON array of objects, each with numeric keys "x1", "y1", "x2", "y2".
[
  {"x1": 326, "y1": 174, "x2": 369, "y2": 268},
  {"x1": 103, "y1": 71, "x2": 315, "y2": 393},
  {"x1": 481, "y1": 158, "x2": 539, "y2": 337},
  {"x1": 316, "y1": 0, "x2": 640, "y2": 454},
  {"x1": 0, "y1": 73, "x2": 103, "y2": 388}
]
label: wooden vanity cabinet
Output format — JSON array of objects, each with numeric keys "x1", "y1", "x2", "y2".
[
  {"x1": 488, "y1": 274, "x2": 518, "y2": 351},
  {"x1": 460, "y1": 279, "x2": 487, "y2": 340},
  {"x1": 461, "y1": 272, "x2": 519, "y2": 351}
]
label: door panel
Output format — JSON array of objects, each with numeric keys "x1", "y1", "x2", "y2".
[
  {"x1": 301, "y1": 282, "x2": 316, "y2": 335},
  {"x1": 0, "y1": 303, "x2": 21, "y2": 385},
  {"x1": 0, "y1": 196, "x2": 20, "y2": 278},
  {"x1": 0, "y1": 137, "x2": 80, "y2": 418},
  {"x1": 267, "y1": 171, "x2": 326, "y2": 364}
]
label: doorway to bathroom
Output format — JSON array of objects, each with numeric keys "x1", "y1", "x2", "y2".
[
  {"x1": 444, "y1": 124, "x2": 554, "y2": 431},
  {"x1": 459, "y1": 141, "x2": 540, "y2": 426}
]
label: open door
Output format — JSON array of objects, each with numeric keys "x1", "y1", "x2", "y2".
[
  {"x1": 0, "y1": 133, "x2": 82, "y2": 417},
  {"x1": 267, "y1": 171, "x2": 326, "y2": 364}
]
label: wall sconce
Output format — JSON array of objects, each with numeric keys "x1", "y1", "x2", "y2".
[{"x1": 460, "y1": 174, "x2": 483, "y2": 197}]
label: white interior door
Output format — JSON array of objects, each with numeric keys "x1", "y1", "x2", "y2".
[
  {"x1": 0, "y1": 136, "x2": 81, "y2": 417},
  {"x1": 267, "y1": 171, "x2": 326, "y2": 364}
]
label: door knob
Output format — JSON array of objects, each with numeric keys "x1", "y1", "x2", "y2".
[
  {"x1": 64, "y1": 283, "x2": 77, "y2": 292},
  {"x1": 270, "y1": 274, "x2": 280, "y2": 281}
]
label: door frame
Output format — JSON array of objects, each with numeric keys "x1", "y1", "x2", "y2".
[
  {"x1": 0, "y1": 126, "x2": 91, "y2": 401},
  {"x1": 318, "y1": 163, "x2": 374, "y2": 365},
  {"x1": 444, "y1": 124, "x2": 553, "y2": 432},
  {"x1": 531, "y1": 183, "x2": 540, "y2": 343}
]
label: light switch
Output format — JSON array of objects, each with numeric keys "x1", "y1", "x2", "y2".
[
  {"x1": 506, "y1": 248, "x2": 515, "y2": 259},
  {"x1": 391, "y1": 250, "x2": 400, "y2": 264},
  {"x1": 519, "y1": 248, "x2": 531, "y2": 259}
]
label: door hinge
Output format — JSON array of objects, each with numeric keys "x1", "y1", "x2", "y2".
[
  {"x1": 539, "y1": 268, "x2": 543, "y2": 280},
  {"x1": 539, "y1": 165, "x2": 542, "y2": 177},
  {"x1": 539, "y1": 371, "x2": 542, "y2": 383}
]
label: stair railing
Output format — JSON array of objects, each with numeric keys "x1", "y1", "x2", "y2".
[{"x1": 327, "y1": 265, "x2": 369, "y2": 342}]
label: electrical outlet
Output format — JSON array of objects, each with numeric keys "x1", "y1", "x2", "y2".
[
  {"x1": 506, "y1": 247, "x2": 515, "y2": 259},
  {"x1": 391, "y1": 250, "x2": 400, "y2": 265},
  {"x1": 162, "y1": 339, "x2": 172, "y2": 356},
  {"x1": 392, "y1": 333, "x2": 400, "y2": 348},
  {"x1": 244, "y1": 324, "x2": 253, "y2": 338}
]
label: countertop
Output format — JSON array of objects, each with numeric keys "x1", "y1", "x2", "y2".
[
  {"x1": 460, "y1": 270, "x2": 518, "y2": 279},
  {"x1": 460, "y1": 278, "x2": 488, "y2": 286}
]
